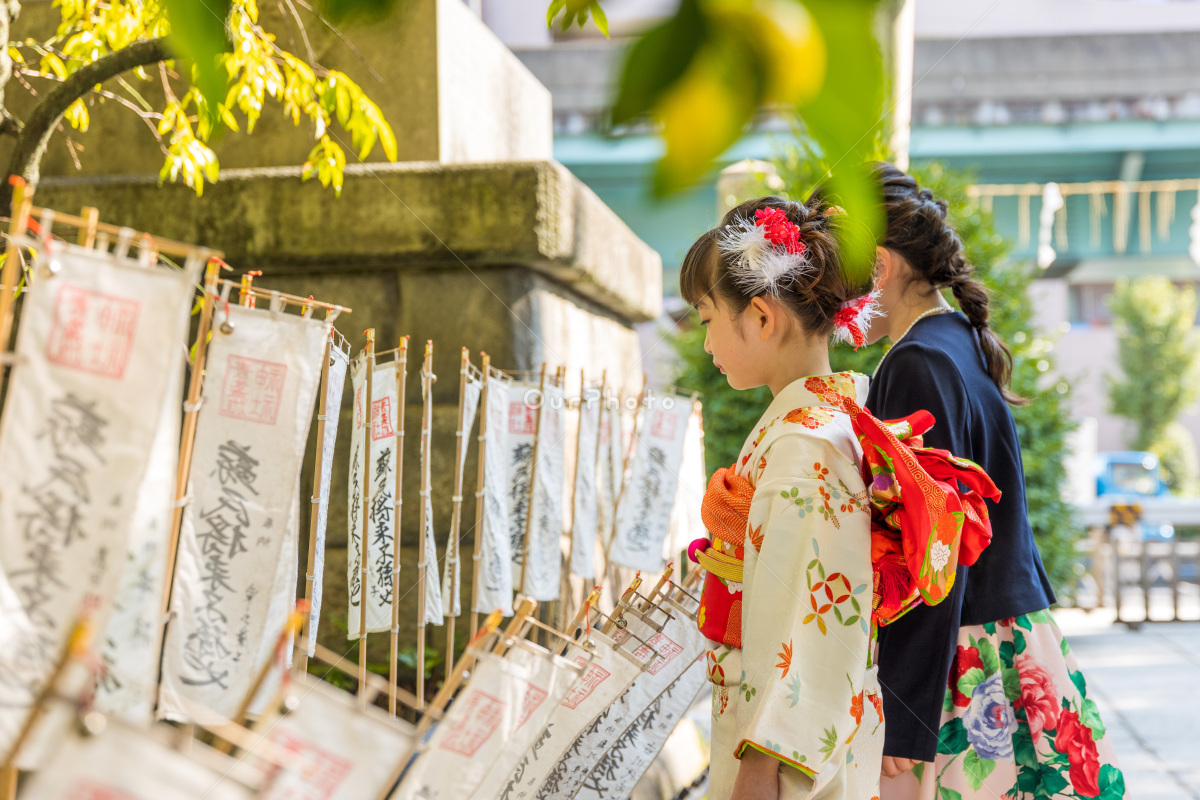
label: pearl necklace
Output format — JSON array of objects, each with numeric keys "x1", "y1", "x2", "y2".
[{"x1": 873, "y1": 306, "x2": 951, "y2": 376}]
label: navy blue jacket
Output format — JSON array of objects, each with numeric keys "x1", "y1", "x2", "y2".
[{"x1": 865, "y1": 311, "x2": 1056, "y2": 761}]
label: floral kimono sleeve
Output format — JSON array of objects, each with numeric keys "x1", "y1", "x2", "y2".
[{"x1": 733, "y1": 434, "x2": 879, "y2": 786}]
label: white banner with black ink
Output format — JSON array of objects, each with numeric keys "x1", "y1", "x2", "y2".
[
  {"x1": 258, "y1": 676, "x2": 415, "y2": 800},
  {"x1": 595, "y1": 400, "x2": 624, "y2": 558},
  {"x1": 568, "y1": 386, "x2": 601, "y2": 578},
  {"x1": 535, "y1": 601, "x2": 705, "y2": 799},
  {"x1": 346, "y1": 358, "x2": 399, "y2": 638},
  {"x1": 392, "y1": 646, "x2": 580, "y2": 800},
  {"x1": 19, "y1": 721, "x2": 255, "y2": 800},
  {"x1": 506, "y1": 382, "x2": 539, "y2": 594},
  {"x1": 307, "y1": 341, "x2": 348, "y2": 655},
  {"x1": 475, "y1": 377, "x2": 514, "y2": 615},
  {"x1": 576, "y1": 659, "x2": 707, "y2": 799},
  {"x1": 0, "y1": 242, "x2": 198, "y2": 758},
  {"x1": 521, "y1": 383, "x2": 565, "y2": 601},
  {"x1": 666, "y1": 406, "x2": 706, "y2": 565},
  {"x1": 420, "y1": 368, "x2": 443, "y2": 626},
  {"x1": 495, "y1": 631, "x2": 643, "y2": 800},
  {"x1": 442, "y1": 372, "x2": 482, "y2": 619},
  {"x1": 607, "y1": 397, "x2": 694, "y2": 572},
  {"x1": 159, "y1": 303, "x2": 327, "y2": 721}
]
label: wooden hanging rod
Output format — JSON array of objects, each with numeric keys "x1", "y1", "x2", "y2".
[
  {"x1": 4, "y1": 205, "x2": 228, "y2": 262},
  {"x1": 214, "y1": 278, "x2": 350, "y2": 315}
]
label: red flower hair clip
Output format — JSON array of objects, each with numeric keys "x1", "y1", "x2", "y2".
[
  {"x1": 754, "y1": 207, "x2": 807, "y2": 256},
  {"x1": 718, "y1": 205, "x2": 813, "y2": 296}
]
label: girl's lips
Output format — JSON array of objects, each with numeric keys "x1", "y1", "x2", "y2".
[{"x1": 716, "y1": 364, "x2": 725, "y2": 374}]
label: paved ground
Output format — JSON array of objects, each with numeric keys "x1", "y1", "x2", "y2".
[{"x1": 1055, "y1": 608, "x2": 1200, "y2": 800}]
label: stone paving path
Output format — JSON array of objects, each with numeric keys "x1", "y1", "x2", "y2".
[{"x1": 1055, "y1": 609, "x2": 1200, "y2": 800}]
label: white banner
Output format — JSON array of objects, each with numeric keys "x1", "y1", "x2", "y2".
[
  {"x1": 607, "y1": 398, "x2": 694, "y2": 572},
  {"x1": 160, "y1": 303, "x2": 327, "y2": 721},
  {"x1": 576, "y1": 660, "x2": 707, "y2": 799},
  {"x1": 347, "y1": 358, "x2": 399, "y2": 638},
  {"x1": 258, "y1": 676, "x2": 416, "y2": 800},
  {"x1": 19, "y1": 721, "x2": 256, "y2": 800},
  {"x1": 496, "y1": 631, "x2": 643, "y2": 800},
  {"x1": 392, "y1": 646, "x2": 580, "y2": 800},
  {"x1": 568, "y1": 387, "x2": 601, "y2": 578},
  {"x1": 0, "y1": 243, "x2": 197, "y2": 753},
  {"x1": 521, "y1": 384, "x2": 565, "y2": 601},
  {"x1": 535, "y1": 600, "x2": 705, "y2": 798},
  {"x1": 442, "y1": 373, "x2": 482, "y2": 619},
  {"x1": 420, "y1": 366, "x2": 444, "y2": 627},
  {"x1": 665, "y1": 406, "x2": 706, "y2": 565},
  {"x1": 505, "y1": 382, "x2": 538, "y2": 593},
  {"x1": 94, "y1": 315, "x2": 187, "y2": 722},
  {"x1": 308, "y1": 342, "x2": 348, "y2": 656},
  {"x1": 595, "y1": 400, "x2": 623, "y2": 560},
  {"x1": 474, "y1": 378, "x2": 514, "y2": 615}
]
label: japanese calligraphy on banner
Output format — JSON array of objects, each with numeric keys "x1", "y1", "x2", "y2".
[
  {"x1": 666, "y1": 407, "x2": 706, "y2": 565},
  {"x1": 569, "y1": 387, "x2": 602, "y2": 578},
  {"x1": 94, "y1": 319, "x2": 188, "y2": 722},
  {"x1": 258, "y1": 676, "x2": 415, "y2": 800},
  {"x1": 159, "y1": 303, "x2": 327, "y2": 721},
  {"x1": 536, "y1": 601, "x2": 705, "y2": 799},
  {"x1": 496, "y1": 632, "x2": 643, "y2": 800},
  {"x1": 521, "y1": 383, "x2": 566, "y2": 601},
  {"x1": 505, "y1": 382, "x2": 539, "y2": 592},
  {"x1": 392, "y1": 646, "x2": 580, "y2": 800},
  {"x1": 607, "y1": 396, "x2": 695, "y2": 572},
  {"x1": 420, "y1": 370, "x2": 443, "y2": 626},
  {"x1": 346, "y1": 358, "x2": 398, "y2": 638},
  {"x1": 576, "y1": 660, "x2": 708, "y2": 800},
  {"x1": 308, "y1": 342, "x2": 349, "y2": 656},
  {"x1": 0, "y1": 242, "x2": 197, "y2": 755},
  {"x1": 475, "y1": 377, "x2": 514, "y2": 616},
  {"x1": 19, "y1": 721, "x2": 255, "y2": 800},
  {"x1": 442, "y1": 372, "x2": 482, "y2": 619}
]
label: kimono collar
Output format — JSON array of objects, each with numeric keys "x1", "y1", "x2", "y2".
[{"x1": 761, "y1": 372, "x2": 867, "y2": 422}]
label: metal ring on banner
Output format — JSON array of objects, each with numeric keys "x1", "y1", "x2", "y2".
[
  {"x1": 115, "y1": 226, "x2": 134, "y2": 261},
  {"x1": 218, "y1": 281, "x2": 235, "y2": 335}
]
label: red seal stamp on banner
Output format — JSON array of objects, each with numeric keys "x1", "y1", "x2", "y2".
[
  {"x1": 46, "y1": 286, "x2": 139, "y2": 379},
  {"x1": 220, "y1": 355, "x2": 288, "y2": 425},
  {"x1": 650, "y1": 409, "x2": 678, "y2": 440},
  {"x1": 561, "y1": 660, "x2": 610, "y2": 710},
  {"x1": 371, "y1": 397, "x2": 394, "y2": 441},
  {"x1": 634, "y1": 632, "x2": 684, "y2": 676},
  {"x1": 509, "y1": 401, "x2": 536, "y2": 435},
  {"x1": 267, "y1": 729, "x2": 353, "y2": 799},
  {"x1": 70, "y1": 780, "x2": 139, "y2": 800},
  {"x1": 440, "y1": 691, "x2": 505, "y2": 757},
  {"x1": 516, "y1": 684, "x2": 548, "y2": 728}
]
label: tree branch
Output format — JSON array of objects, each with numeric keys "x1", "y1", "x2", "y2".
[{"x1": 5, "y1": 36, "x2": 172, "y2": 206}]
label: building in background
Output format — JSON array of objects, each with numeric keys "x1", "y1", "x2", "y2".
[{"x1": 479, "y1": 0, "x2": 1200, "y2": 455}]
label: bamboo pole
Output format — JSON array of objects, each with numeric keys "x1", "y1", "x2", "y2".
[
  {"x1": 296, "y1": 335, "x2": 334, "y2": 675},
  {"x1": 0, "y1": 178, "x2": 33, "y2": 388},
  {"x1": 238, "y1": 270, "x2": 261, "y2": 308},
  {"x1": 469, "y1": 354, "x2": 491, "y2": 641},
  {"x1": 599, "y1": 377, "x2": 647, "y2": 594},
  {"x1": 358, "y1": 330, "x2": 376, "y2": 709},
  {"x1": 416, "y1": 340, "x2": 435, "y2": 709},
  {"x1": 160, "y1": 259, "x2": 222, "y2": 621},
  {"x1": 642, "y1": 562, "x2": 675, "y2": 612},
  {"x1": 518, "y1": 365, "x2": 548, "y2": 599},
  {"x1": 76, "y1": 206, "x2": 99, "y2": 248},
  {"x1": 444, "y1": 348, "x2": 471, "y2": 681},
  {"x1": 388, "y1": 336, "x2": 410, "y2": 717},
  {"x1": 493, "y1": 597, "x2": 537, "y2": 657},
  {"x1": 599, "y1": 573, "x2": 641, "y2": 636}
]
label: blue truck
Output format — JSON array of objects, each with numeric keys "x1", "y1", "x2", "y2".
[{"x1": 1095, "y1": 451, "x2": 1175, "y2": 540}]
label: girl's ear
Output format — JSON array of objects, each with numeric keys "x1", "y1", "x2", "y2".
[
  {"x1": 875, "y1": 247, "x2": 893, "y2": 291},
  {"x1": 747, "y1": 295, "x2": 777, "y2": 341}
]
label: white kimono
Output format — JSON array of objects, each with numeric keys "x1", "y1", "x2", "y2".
[{"x1": 707, "y1": 373, "x2": 883, "y2": 800}]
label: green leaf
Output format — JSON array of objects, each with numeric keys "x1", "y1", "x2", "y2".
[
  {"x1": 1027, "y1": 609, "x2": 1053, "y2": 625},
  {"x1": 938, "y1": 786, "x2": 963, "y2": 800},
  {"x1": 999, "y1": 639, "x2": 1015, "y2": 667},
  {"x1": 943, "y1": 686, "x2": 955, "y2": 712},
  {"x1": 1060, "y1": 636, "x2": 1072, "y2": 658},
  {"x1": 977, "y1": 637, "x2": 1001, "y2": 677},
  {"x1": 1070, "y1": 669, "x2": 1088, "y2": 699},
  {"x1": 163, "y1": 0, "x2": 232, "y2": 130},
  {"x1": 911, "y1": 762, "x2": 924, "y2": 783},
  {"x1": 1013, "y1": 724, "x2": 1039, "y2": 769},
  {"x1": 1013, "y1": 629, "x2": 1027, "y2": 656},
  {"x1": 1015, "y1": 614, "x2": 1033, "y2": 631},
  {"x1": 611, "y1": 0, "x2": 705, "y2": 125},
  {"x1": 545, "y1": 0, "x2": 565, "y2": 27},
  {"x1": 1098, "y1": 764, "x2": 1126, "y2": 800},
  {"x1": 963, "y1": 749, "x2": 996, "y2": 792},
  {"x1": 1080, "y1": 697, "x2": 1107, "y2": 740},
  {"x1": 936, "y1": 718, "x2": 968, "y2": 755},
  {"x1": 957, "y1": 666, "x2": 986, "y2": 699},
  {"x1": 1002, "y1": 667, "x2": 1021, "y2": 704},
  {"x1": 589, "y1": 1, "x2": 608, "y2": 37}
]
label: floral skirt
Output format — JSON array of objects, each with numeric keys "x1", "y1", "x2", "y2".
[{"x1": 880, "y1": 610, "x2": 1125, "y2": 800}]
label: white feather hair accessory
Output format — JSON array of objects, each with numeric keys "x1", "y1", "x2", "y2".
[
  {"x1": 717, "y1": 207, "x2": 812, "y2": 296},
  {"x1": 831, "y1": 291, "x2": 883, "y2": 349}
]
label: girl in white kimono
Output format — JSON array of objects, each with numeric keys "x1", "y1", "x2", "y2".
[{"x1": 680, "y1": 196, "x2": 884, "y2": 800}]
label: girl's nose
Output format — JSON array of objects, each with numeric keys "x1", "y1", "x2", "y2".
[{"x1": 703, "y1": 328, "x2": 713, "y2": 355}]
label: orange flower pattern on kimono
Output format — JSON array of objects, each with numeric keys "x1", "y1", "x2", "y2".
[{"x1": 706, "y1": 373, "x2": 883, "y2": 800}]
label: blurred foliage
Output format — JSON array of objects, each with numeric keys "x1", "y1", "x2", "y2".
[
  {"x1": 1108, "y1": 277, "x2": 1200, "y2": 495},
  {"x1": 10, "y1": 0, "x2": 396, "y2": 194},
  {"x1": 587, "y1": 0, "x2": 884, "y2": 280},
  {"x1": 674, "y1": 145, "x2": 1082, "y2": 597}
]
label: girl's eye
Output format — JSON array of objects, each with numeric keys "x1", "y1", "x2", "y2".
[{"x1": 700, "y1": 318, "x2": 711, "y2": 327}]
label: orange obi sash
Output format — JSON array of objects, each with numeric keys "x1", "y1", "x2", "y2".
[{"x1": 689, "y1": 398, "x2": 1001, "y2": 648}]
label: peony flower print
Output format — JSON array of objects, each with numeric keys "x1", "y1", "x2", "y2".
[
  {"x1": 1014, "y1": 654, "x2": 1060, "y2": 744},
  {"x1": 962, "y1": 672, "x2": 1017, "y2": 761},
  {"x1": 1055, "y1": 708, "x2": 1102, "y2": 798},
  {"x1": 930, "y1": 540, "x2": 951, "y2": 571}
]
